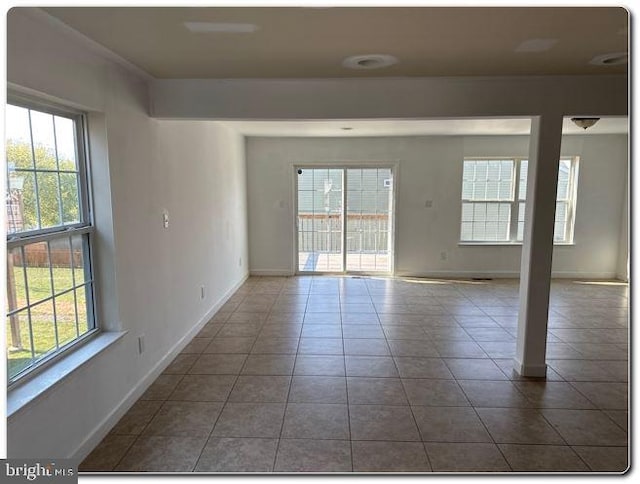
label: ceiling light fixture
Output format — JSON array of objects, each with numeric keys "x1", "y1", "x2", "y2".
[
  {"x1": 571, "y1": 117, "x2": 600, "y2": 130},
  {"x1": 184, "y1": 22, "x2": 259, "y2": 33},
  {"x1": 342, "y1": 54, "x2": 398, "y2": 70},
  {"x1": 341, "y1": 127, "x2": 353, "y2": 131},
  {"x1": 589, "y1": 52, "x2": 628, "y2": 66}
]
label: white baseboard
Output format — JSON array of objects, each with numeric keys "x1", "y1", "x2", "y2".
[
  {"x1": 70, "y1": 271, "x2": 249, "y2": 462},
  {"x1": 395, "y1": 270, "x2": 618, "y2": 280},
  {"x1": 250, "y1": 269, "x2": 295, "y2": 276}
]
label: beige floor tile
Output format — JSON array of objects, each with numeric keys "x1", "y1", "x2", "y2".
[
  {"x1": 342, "y1": 324, "x2": 385, "y2": 339},
  {"x1": 352, "y1": 441, "x2": 431, "y2": 472},
  {"x1": 115, "y1": 436, "x2": 207, "y2": 471},
  {"x1": 194, "y1": 437, "x2": 278, "y2": 472},
  {"x1": 258, "y1": 324, "x2": 302, "y2": 338},
  {"x1": 143, "y1": 401, "x2": 223, "y2": 437},
  {"x1": 444, "y1": 358, "x2": 508, "y2": 380},
  {"x1": 347, "y1": 377, "x2": 408, "y2": 405},
  {"x1": 140, "y1": 374, "x2": 183, "y2": 401},
  {"x1": 387, "y1": 339, "x2": 440, "y2": 357},
  {"x1": 110, "y1": 400, "x2": 163, "y2": 435},
  {"x1": 412, "y1": 406, "x2": 492, "y2": 443},
  {"x1": 298, "y1": 337, "x2": 344, "y2": 355},
  {"x1": 275, "y1": 439, "x2": 351, "y2": 472},
  {"x1": 288, "y1": 376, "x2": 347, "y2": 403},
  {"x1": 228, "y1": 375, "x2": 291, "y2": 403},
  {"x1": 251, "y1": 337, "x2": 300, "y2": 354},
  {"x1": 162, "y1": 354, "x2": 198, "y2": 374},
  {"x1": 189, "y1": 353, "x2": 248, "y2": 375},
  {"x1": 168, "y1": 374, "x2": 236, "y2": 402},
  {"x1": 570, "y1": 382, "x2": 627, "y2": 410},
  {"x1": 301, "y1": 324, "x2": 342, "y2": 338},
  {"x1": 476, "y1": 408, "x2": 564, "y2": 444},
  {"x1": 217, "y1": 323, "x2": 263, "y2": 338},
  {"x1": 181, "y1": 338, "x2": 213, "y2": 354},
  {"x1": 349, "y1": 404, "x2": 420, "y2": 441},
  {"x1": 402, "y1": 379, "x2": 470, "y2": 406},
  {"x1": 212, "y1": 403, "x2": 285, "y2": 438},
  {"x1": 433, "y1": 341, "x2": 488, "y2": 358},
  {"x1": 572, "y1": 446, "x2": 629, "y2": 472},
  {"x1": 240, "y1": 354, "x2": 296, "y2": 375},
  {"x1": 281, "y1": 403, "x2": 350, "y2": 440},
  {"x1": 458, "y1": 380, "x2": 534, "y2": 408},
  {"x1": 425, "y1": 443, "x2": 510, "y2": 472},
  {"x1": 540, "y1": 409, "x2": 628, "y2": 446},
  {"x1": 79, "y1": 434, "x2": 137, "y2": 471},
  {"x1": 204, "y1": 337, "x2": 256, "y2": 354},
  {"x1": 382, "y1": 325, "x2": 430, "y2": 340},
  {"x1": 345, "y1": 356, "x2": 399, "y2": 377},
  {"x1": 498, "y1": 444, "x2": 588, "y2": 471},
  {"x1": 603, "y1": 410, "x2": 628, "y2": 431},
  {"x1": 394, "y1": 357, "x2": 454, "y2": 379},
  {"x1": 513, "y1": 381, "x2": 595, "y2": 409},
  {"x1": 344, "y1": 338, "x2": 390, "y2": 356},
  {"x1": 294, "y1": 355, "x2": 345, "y2": 376}
]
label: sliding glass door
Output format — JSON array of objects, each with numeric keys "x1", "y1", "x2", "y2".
[{"x1": 296, "y1": 166, "x2": 393, "y2": 274}]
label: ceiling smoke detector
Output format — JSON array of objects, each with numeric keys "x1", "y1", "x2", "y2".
[
  {"x1": 342, "y1": 54, "x2": 398, "y2": 70},
  {"x1": 589, "y1": 52, "x2": 628, "y2": 66},
  {"x1": 571, "y1": 118, "x2": 600, "y2": 130}
]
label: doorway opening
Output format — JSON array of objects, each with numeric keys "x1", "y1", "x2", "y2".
[{"x1": 296, "y1": 166, "x2": 394, "y2": 274}]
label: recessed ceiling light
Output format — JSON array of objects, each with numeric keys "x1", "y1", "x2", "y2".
[
  {"x1": 342, "y1": 54, "x2": 398, "y2": 70},
  {"x1": 184, "y1": 22, "x2": 259, "y2": 33},
  {"x1": 341, "y1": 127, "x2": 353, "y2": 131},
  {"x1": 589, "y1": 52, "x2": 628, "y2": 66},
  {"x1": 514, "y1": 38, "x2": 558, "y2": 53}
]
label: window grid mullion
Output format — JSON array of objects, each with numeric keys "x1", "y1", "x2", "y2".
[
  {"x1": 46, "y1": 241, "x2": 60, "y2": 350},
  {"x1": 52, "y1": 115, "x2": 66, "y2": 227},
  {"x1": 510, "y1": 158, "x2": 521, "y2": 242},
  {"x1": 27, "y1": 109, "x2": 43, "y2": 230},
  {"x1": 20, "y1": 246, "x2": 37, "y2": 362},
  {"x1": 68, "y1": 235, "x2": 80, "y2": 338}
]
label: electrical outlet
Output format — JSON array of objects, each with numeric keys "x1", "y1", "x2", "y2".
[
  {"x1": 138, "y1": 335, "x2": 145, "y2": 354},
  {"x1": 200, "y1": 286, "x2": 205, "y2": 300},
  {"x1": 425, "y1": 200, "x2": 433, "y2": 208},
  {"x1": 440, "y1": 251, "x2": 448, "y2": 261}
]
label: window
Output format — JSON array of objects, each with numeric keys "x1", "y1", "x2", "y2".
[
  {"x1": 6, "y1": 100, "x2": 96, "y2": 384},
  {"x1": 461, "y1": 157, "x2": 578, "y2": 244}
]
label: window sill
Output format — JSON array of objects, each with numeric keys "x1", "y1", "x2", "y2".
[
  {"x1": 458, "y1": 242, "x2": 576, "y2": 247},
  {"x1": 7, "y1": 331, "x2": 127, "y2": 418}
]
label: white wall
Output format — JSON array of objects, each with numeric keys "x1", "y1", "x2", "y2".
[
  {"x1": 247, "y1": 134, "x2": 627, "y2": 279},
  {"x1": 7, "y1": 9, "x2": 249, "y2": 458}
]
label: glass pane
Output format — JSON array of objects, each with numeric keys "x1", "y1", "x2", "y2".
[
  {"x1": 55, "y1": 291, "x2": 78, "y2": 347},
  {"x1": 6, "y1": 105, "x2": 32, "y2": 148},
  {"x1": 36, "y1": 172, "x2": 62, "y2": 229},
  {"x1": 71, "y1": 234, "x2": 88, "y2": 285},
  {"x1": 49, "y1": 237, "x2": 74, "y2": 294},
  {"x1": 76, "y1": 284, "x2": 91, "y2": 335},
  {"x1": 6, "y1": 310, "x2": 34, "y2": 379},
  {"x1": 461, "y1": 222, "x2": 473, "y2": 241},
  {"x1": 30, "y1": 110, "x2": 57, "y2": 170},
  {"x1": 557, "y1": 159, "x2": 571, "y2": 200},
  {"x1": 519, "y1": 160, "x2": 528, "y2": 200},
  {"x1": 472, "y1": 222, "x2": 486, "y2": 240},
  {"x1": 461, "y1": 203, "x2": 474, "y2": 221},
  {"x1": 25, "y1": 242, "x2": 52, "y2": 305},
  {"x1": 8, "y1": 170, "x2": 38, "y2": 233},
  {"x1": 60, "y1": 173, "x2": 80, "y2": 224},
  {"x1": 6, "y1": 247, "x2": 27, "y2": 313},
  {"x1": 54, "y1": 116, "x2": 78, "y2": 171},
  {"x1": 31, "y1": 299, "x2": 57, "y2": 357},
  {"x1": 554, "y1": 222, "x2": 566, "y2": 242}
]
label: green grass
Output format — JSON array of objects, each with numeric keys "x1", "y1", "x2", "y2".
[{"x1": 7, "y1": 265, "x2": 90, "y2": 378}]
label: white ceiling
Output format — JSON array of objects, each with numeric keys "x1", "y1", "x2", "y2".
[
  {"x1": 41, "y1": 6, "x2": 628, "y2": 79},
  {"x1": 221, "y1": 117, "x2": 628, "y2": 138}
]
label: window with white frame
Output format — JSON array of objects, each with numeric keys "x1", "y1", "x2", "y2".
[
  {"x1": 6, "y1": 100, "x2": 97, "y2": 384},
  {"x1": 460, "y1": 157, "x2": 578, "y2": 244}
]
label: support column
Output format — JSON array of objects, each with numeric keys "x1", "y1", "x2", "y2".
[{"x1": 514, "y1": 113, "x2": 564, "y2": 377}]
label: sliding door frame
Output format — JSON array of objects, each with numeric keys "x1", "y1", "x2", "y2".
[{"x1": 292, "y1": 162, "x2": 398, "y2": 276}]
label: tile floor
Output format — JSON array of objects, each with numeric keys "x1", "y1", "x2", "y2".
[{"x1": 80, "y1": 276, "x2": 629, "y2": 473}]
